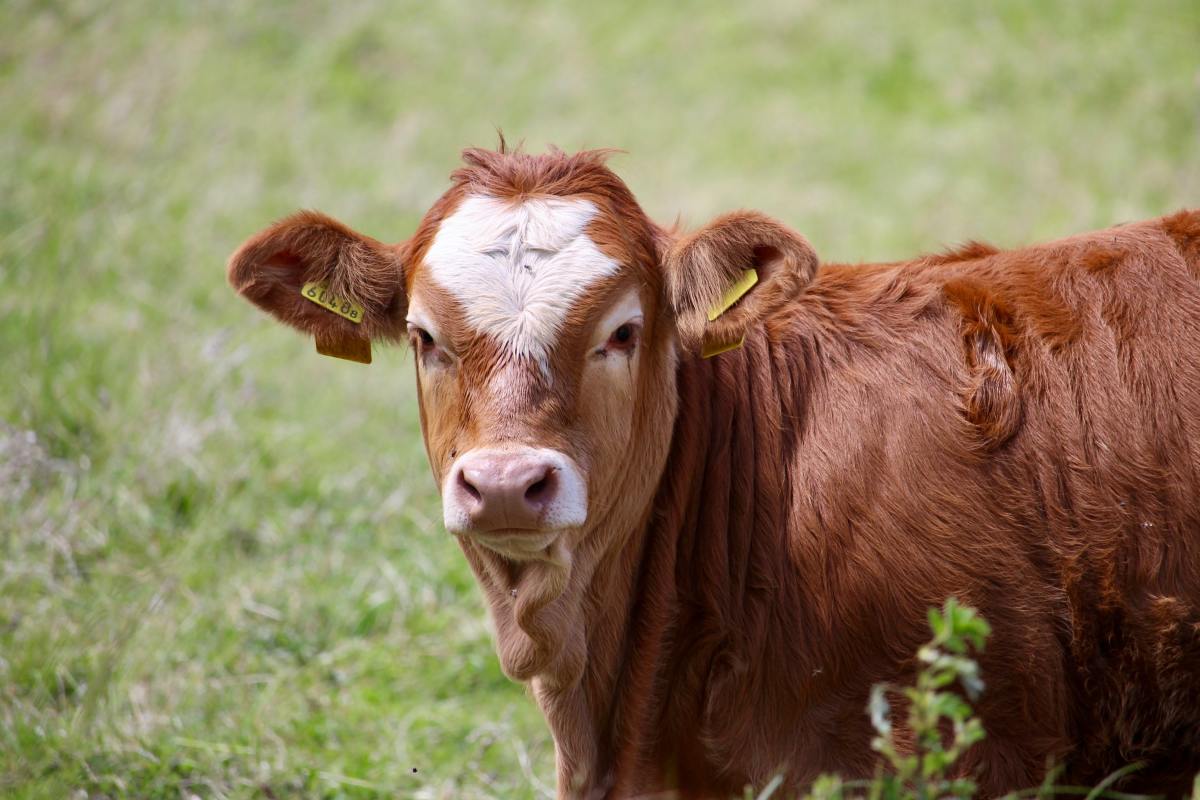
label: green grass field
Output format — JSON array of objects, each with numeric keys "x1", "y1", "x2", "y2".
[{"x1": 2, "y1": 2, "x2": 1198, "y2": 797}]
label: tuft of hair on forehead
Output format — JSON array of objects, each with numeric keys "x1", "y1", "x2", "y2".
[{"x1": 452, "y1": 144, "x2": 628, "y2": 203}]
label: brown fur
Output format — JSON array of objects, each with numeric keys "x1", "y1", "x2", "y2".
[
  {"x1": 227, "y1": 210, "x2": 407, "y2": 344},
  {"x1": 664, "y1": 210, "x2": 819, "y2": 350},
  {"x1": 228, "y1": 147, "x2": 1200, "y2": 799},
  {"x1": 941, "y1": 277, "x2": 1022, "y2": 448}
]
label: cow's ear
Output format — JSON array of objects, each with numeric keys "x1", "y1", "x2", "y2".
[
  {"x1": 663, "y1": 211, "x2": 818, "y2": 355},
  {"x1": 227, "y1": 211, "x2": 407, "y2": 359}
]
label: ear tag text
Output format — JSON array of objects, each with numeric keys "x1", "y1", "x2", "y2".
[
  {"x1": 702, "y1": 268, "x2": 757, "y2": 358},
  {"x1": 301, "y1": 281, "x2": 364, "y2": 323},
  {"x1": 301, "y1": 281, "x2": 370, "y2": 364}
]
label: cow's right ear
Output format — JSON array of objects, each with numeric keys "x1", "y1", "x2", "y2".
[
  {"x1": 227, "y1": 211, "x2": 407, "y2": 358},
  {"x1": 663, "y1": 211, "x2": 818, "y2": 355}
]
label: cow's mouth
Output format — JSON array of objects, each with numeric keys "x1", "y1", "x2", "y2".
[{"x1": 466, "y1": 528, "x2": 564, "y2": 561}]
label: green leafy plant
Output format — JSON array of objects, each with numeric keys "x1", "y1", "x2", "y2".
[
  {"x1": 797, "y1": 601, "x2": 1192, "y2": 800},
  {"x1": 866, "y1": 597, "x2": 991, "y2": 800},
  {"x1": 800, "y1": 598, "x2": 990, "y2": 800}
]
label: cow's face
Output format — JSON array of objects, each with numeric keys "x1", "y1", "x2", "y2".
[
  {"x1": 402, "y1": 191, "x2": 673, "y2": 560},
  {"x1": 228, "y1": 149, "x2": 816, "y2": 563}
]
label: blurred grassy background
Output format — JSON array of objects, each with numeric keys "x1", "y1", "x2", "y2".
[{"x1": 1, "y1": 1, "x2": 1197, "y2": 797}]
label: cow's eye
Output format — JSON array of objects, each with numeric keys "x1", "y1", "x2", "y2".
[
  {"x1": 601, "y1": 321, "x2": 640, "y2": 355},
  {"x1": 407, "y1": 324, "x2": 436, "y2": 352}
]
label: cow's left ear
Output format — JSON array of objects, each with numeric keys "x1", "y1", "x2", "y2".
[
  {"x1": 663, "y1": 211, "x2": 818, "y2": 354},
  {"x1": 227, "y1": 211, "x2": 408, "y2": 361}
]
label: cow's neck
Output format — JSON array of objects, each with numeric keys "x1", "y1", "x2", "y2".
[
  {"x1": 599, "y1": 343, "x2": 808, "y2": 796},
  {"x1": 459, "y1": 480, "x2": 667, "y2": 796}
]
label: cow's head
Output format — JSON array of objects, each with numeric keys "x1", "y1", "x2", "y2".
[{"x1": 228, "y1": 148, "x2": 816, "y2": 567}]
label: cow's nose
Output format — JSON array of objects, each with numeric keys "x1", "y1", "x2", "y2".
[{"x1": 449, "y1": 451, "x2": 561, "y2": 532}]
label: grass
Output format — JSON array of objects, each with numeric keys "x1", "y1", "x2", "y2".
[{"x1": 1, "y1": 1, "x2": 1198, "y2": 797}]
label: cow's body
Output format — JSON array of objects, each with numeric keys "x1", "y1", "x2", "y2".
[
  {"x1": 596, "y1": 214, "x2": 1200, "y2": 796},
  {"x1": 229, "y1": 148, "x2": 1200, "y2": 798}
]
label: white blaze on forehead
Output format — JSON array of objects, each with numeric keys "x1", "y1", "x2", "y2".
[{"x1": 422, "y1": 194, "x2": 621, "y2": 364}]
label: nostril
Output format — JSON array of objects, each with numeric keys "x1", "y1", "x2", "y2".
[
  {"x1": 457, "y1": 469, "x2": 482, "y2": 502},
  {"x1": 524, "y1": 468, "x2": 557, "y2": 505}
]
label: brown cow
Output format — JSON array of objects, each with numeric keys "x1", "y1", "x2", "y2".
[{"x1": 228, "y1": 146, "x2": 1200, "y2": 798}]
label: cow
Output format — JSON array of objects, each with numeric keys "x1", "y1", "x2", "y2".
[{"x1": 227, "y1": 145, "x2": 1200, "y2": 799}]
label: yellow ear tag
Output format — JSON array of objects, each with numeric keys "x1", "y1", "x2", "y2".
[
  {"x1": 701, "y1": 268, "x2": 757, "y2": 358},
  {"x1": 300, "y1": 281, "x2": 370, "y2": 363},
  {"x1": 701, "y1": 335, "x2": 745, "y2": 359},
  {"x1": 706, "y1": 268, "x2": 758, "y2": 322},
  {"x1": 315, "y1": 332, "x2": 372, "y2": 364},
  {"x1": 300, "y1": 281, "x2": 365, "y2": 324}
]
